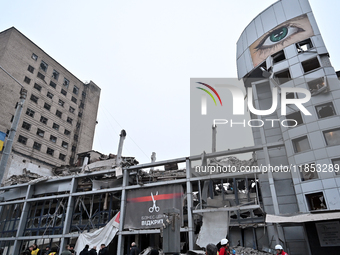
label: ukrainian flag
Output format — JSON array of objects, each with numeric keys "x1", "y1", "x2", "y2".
[{"x1": 0, "y1": 131, "x2": 6, "y2": 151}]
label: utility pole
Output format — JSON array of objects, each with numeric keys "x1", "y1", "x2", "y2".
[{"x1": 0, "y1": 65, "x2": 27, "y2": 185}]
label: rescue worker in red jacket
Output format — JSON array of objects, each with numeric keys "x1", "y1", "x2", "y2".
[
  {"x1": 219, "y1": 239, "x2": 230, "y2": 255},
  {"x1": 275, "y1": 244, "x2": 288, "y2": 255}
]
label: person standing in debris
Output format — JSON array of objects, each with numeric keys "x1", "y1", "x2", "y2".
[
  {"x1": 275, "y1": 244, "x2": 288, "y2": 255},
  {"x1": 48, "y1": 247, "x2": 58, "y2": 255},
  {"x1": 89, "y1": 246, "x2": 97, "y2": 255},
  {"x1": 69, "y1": 245, "x2": 76, "y2": 255},
  {"x1": 219, "y1": 239, "x2": 230, "y2": 255},
  {"x1": 43, "y1": 246, "x2": 50, "y2": 255},
  {"x1": 98, "y1": 244, "x2": 108, "y2": 255},
  {"x1": 129, "y1": 242, "x2": 140, "y2": 255},
  {"x1": 23, "y1": 246, "x2": 34, "y2": 255},
  {"x1": 206, "y1": 244, "x2": 218, "y2": 255},
  {"x1": 61, "y1": 245, "x2": 72, "y2": 255},
  {"x1": 32, "y1": 244, "x2": 41, "y2": 255},
  {"x1": 80, "y1": 245, "x2": 90, "y2": 255}
]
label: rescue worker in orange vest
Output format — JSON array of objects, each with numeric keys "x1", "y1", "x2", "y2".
[
  {"x1": 275, "y1": 244, "x2": 288, "y2": 255},
  {"x1": 31, "y1": 244, "x2": 41, "y2": 255}
]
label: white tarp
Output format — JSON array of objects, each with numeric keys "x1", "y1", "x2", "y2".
[
  {"x1": 196, "y1": 211, "x2": 229, "y2": 248},
  {"x1": 266, "y1": 212, "x2": 340, "y2": 223},
  {"x1": 75, "y1": 212, "x2": 120, "y2": 253}
]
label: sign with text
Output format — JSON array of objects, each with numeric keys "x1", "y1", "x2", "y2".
[
  {"x1": 316, "y1": 221, "x2": 340, "y2": 247},
  {"x1": 124, "y1": 185, "x2": 183, "y2": 229}
]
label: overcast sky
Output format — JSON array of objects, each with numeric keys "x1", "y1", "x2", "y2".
[{"x1": 1, "y1": 0, "x2": 340, "y2": 164}]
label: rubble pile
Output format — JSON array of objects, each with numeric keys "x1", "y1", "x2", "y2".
[
  {"x1": 230, "y1": 246, "x2": 273, "y2": 255},
  {"x1": 4, "y1": 168, "x2": 43, "y2": 186},
  {"x1": 211, "y1": 156, "x2": 257, "y2": 169},
  {"x1": 138, "y1": 168, "x2": 186, "y2": 182}
]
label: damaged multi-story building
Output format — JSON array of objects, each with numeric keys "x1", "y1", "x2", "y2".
[
  {"x1": 0, "y1": 27, "x2": 101, "y2": 181},
  {"x1": 0, "y1": 0, "x2": 340, "y2": 255}
]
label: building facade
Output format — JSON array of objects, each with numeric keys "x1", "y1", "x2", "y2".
[
  {"x1": 0, "y1": 27, "x2": 100, "y2": 181},
  {"x1": 237, "y1": 0, "x2": 340, "y2": 253}
]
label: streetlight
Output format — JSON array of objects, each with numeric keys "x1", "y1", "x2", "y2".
[{"x1": 0, "y1": 65, "x2": 27, "y2": 185}]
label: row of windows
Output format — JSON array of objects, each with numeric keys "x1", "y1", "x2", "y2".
[
  {"x1": 31, "y1": 54, "x2": 79, "y2": 95},
  {"x1": 26, "y1": 75, "x2": 79, "y2": 105},
  {"x1": 17, "y1": 135, "x2": 67, "y2": 161},
  {"x1": 292, "y1": 128, "x2": 340, "y2": 154},
  {"x1": 29, "y1": 91, "x2": 80, "y2": 117},
  {"x1": 22, "y1": 120, "x2": 71, "y2": 136},
  {"x1": 286, "y1": 102, "x2": 336, "y2": 127}
]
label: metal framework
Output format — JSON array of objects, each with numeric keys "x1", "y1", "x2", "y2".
[{"x1": 0, "y1": 141, "x2": 284, "y2": 255}]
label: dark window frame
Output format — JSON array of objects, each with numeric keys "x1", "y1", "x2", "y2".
[
  {"x1": 315, "y1": 102, "x2": 336, "y2": 119},
  {"x1": 18, "y1": 135, "x2": 28, "y2": 145},
  {"x1": 44, "y1": 103, "x2": 51, "y2": 111},
  {"x1": 24, "y1": 76, "x2": 31, "y2": 84},
  {"x1": 22, "y1": 121, "x2": 31, "y2": 131},
  {"x1": 292, "y1": 136, "x2": 311, "y2": 153},
  {"x1": 30, "y1": 94, "x2": 39, "y2": 104},
  {"x1": 40, "y1": 116, "x2": 48, "y2": 124}
]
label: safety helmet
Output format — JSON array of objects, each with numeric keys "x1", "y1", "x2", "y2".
[
  {"x1": 221, "y1": 239, "x2": 229, "y2": 245},
  {"x1": 275, "y1": 244, "x2": 283, "y2": 250}
]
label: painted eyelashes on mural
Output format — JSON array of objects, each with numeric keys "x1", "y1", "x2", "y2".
[{"x1": 249, "y1": 14, "x2": 314, "y2": 67}]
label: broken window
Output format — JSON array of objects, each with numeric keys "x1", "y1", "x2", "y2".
[
  {"x1": 37, "y1": 72, "x2": 45, "y2": 80},
  {"x1": 61, "y1": 89, "x2": 67, "y2": 96},
  {"x1": 299, "y1": 163, "x2": 318, "y2": 181},
  {"x1": 316, "y1": 102, "x2": 336, "y2": 119},
  {"x1": 332, "y1": 158, "x2": 340, "y2": 175},
  {"x1": 64, "y1": 129, "x2": 70, "y2": 136},
  {"x1": 69, "y1": 106, "x2": 75, "y2": 114},
  {"x1": 272, "y1": 50, "x2": 285, "y2": 64},
  {"x1": 62, "y1": 141, "x2": 68, "y2": 149},
  {"x1": 37, "y1": 129, "x2": 45, "y2": 137},
  {"x1": 296, "y1": 38, "x2": 313, "y2": 53},
  {"x1": 323, "y1": 128, "x2": 340, "y2": 146},
  {"x1": 67, "y1": 117, "x2": 73, "y2": 124},
  {"x1": 18, "y1": 135, "x2": 27, "y2": 145},
  {"x1": 292, "y1": 136, "x2": 310, "y2": 153},
  {"x1": 40, "y1": 61, "x2": 48, "y2": 72},
  {"x1": 22, "y1": 121, "x2": 31, "y2": 131},
  {"x1": 302, "y1": 57, "x2": 320, "y2": 73},
  {"x1": 286, "y1": 111, "x2": 303, "y2": 127},
  {"x1": 47, "y1": 92, "x2": 54, "y2": 99},
  {"x1": 26, "y1": 108, "x2": 35, "y2": 117},
  {"x1": 44, "y1": 103, "x2": 51, "y2": 111},
  {"x1": 24, "y1": 76, "x2": 31, "y2": 84},
  {"x1": 53, "y1": 123, "x2": 60, "y2": 131},
  {"x1": 30, "y1": 94, "x2": 39, "y2": 104},
  {"x1": 52, "y1": 69, "x2": 59, "y2": 80},
  {"x1": 46, "y1": 147, "x2": 54, "y2": 156},
  {"x1": 34, "y1": 83, "x2": 42, "y2": 91},
  {"x1": 40, "y1": 116, "x2": 48, "y2": 124},
  {"x1": 71, "y1": 96, "x2": 77, "y2": 104},
  {"x1": 73, "y1": 86, "x2": 79, "y2": 95},
  {"x1": 308, "y1": 77, "x2": 327, "y2": 96},
  {"x1": 50, "y1": 81, "x2": 57, "y2": 89},
  {"x1": 56, "y1": 110, "x2": 62, "y2": 118},
  {"x1": 27, "y1": 65, "x2": 35, "y2": 73},
  {"x1": 58, "y1": 99, "x2": 65, "y2": 107},
  {"x1": 33, "y1": 142, "x2": 41, "y2": 151},
  {"x1": 0, "y1": 204, "x2": 23, "y2": 237},
  {"x1": 59, "y1": 153, "x2": 66, "y2": 161},
  {"x1": 63, "y1": 78, "x2": 70, "y2": 87},
  {"x1": 31, "y1": 53, "x2": 38, "y2": 61},
  {"x1": 25, "y1": 198, "x2": 68, "y2": 236},
  {"x1": 273, "y1": 69, "x2": 291, "y2": 85},
  {"x1": 306, "y1": 192, "x2": 327, "y2": 211},
  {"x1": 50, "y1": 135, "x2": 57, "y2": 143}
]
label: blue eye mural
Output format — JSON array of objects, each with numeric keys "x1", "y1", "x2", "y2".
[{"x1": 249, "y1": 14, "x2": 314, "y2": 67}]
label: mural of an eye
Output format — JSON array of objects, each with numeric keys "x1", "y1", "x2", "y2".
[
  {"x1": 255, "y1": 25, "x2": 305, "y2": 51},
  {"x1": 249, "y1": 14, "x2": 314, "y2": 68}
]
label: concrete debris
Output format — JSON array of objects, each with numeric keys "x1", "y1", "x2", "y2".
[
  {"x1": 138, "y1": 169, "x2": 186, "y2": 182},
  {"x1": 139, "y1": 247, "x2": 164, "y2": 255},
  {"x1": 229, "y1": 246, "x2": 273, "y2": 255},
  {"x1": 210, "y1": 156, "x2": 256, "y2": 169},
  {"x1": 4, "y1": 168, "x2": 43, "y2": 186}
]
